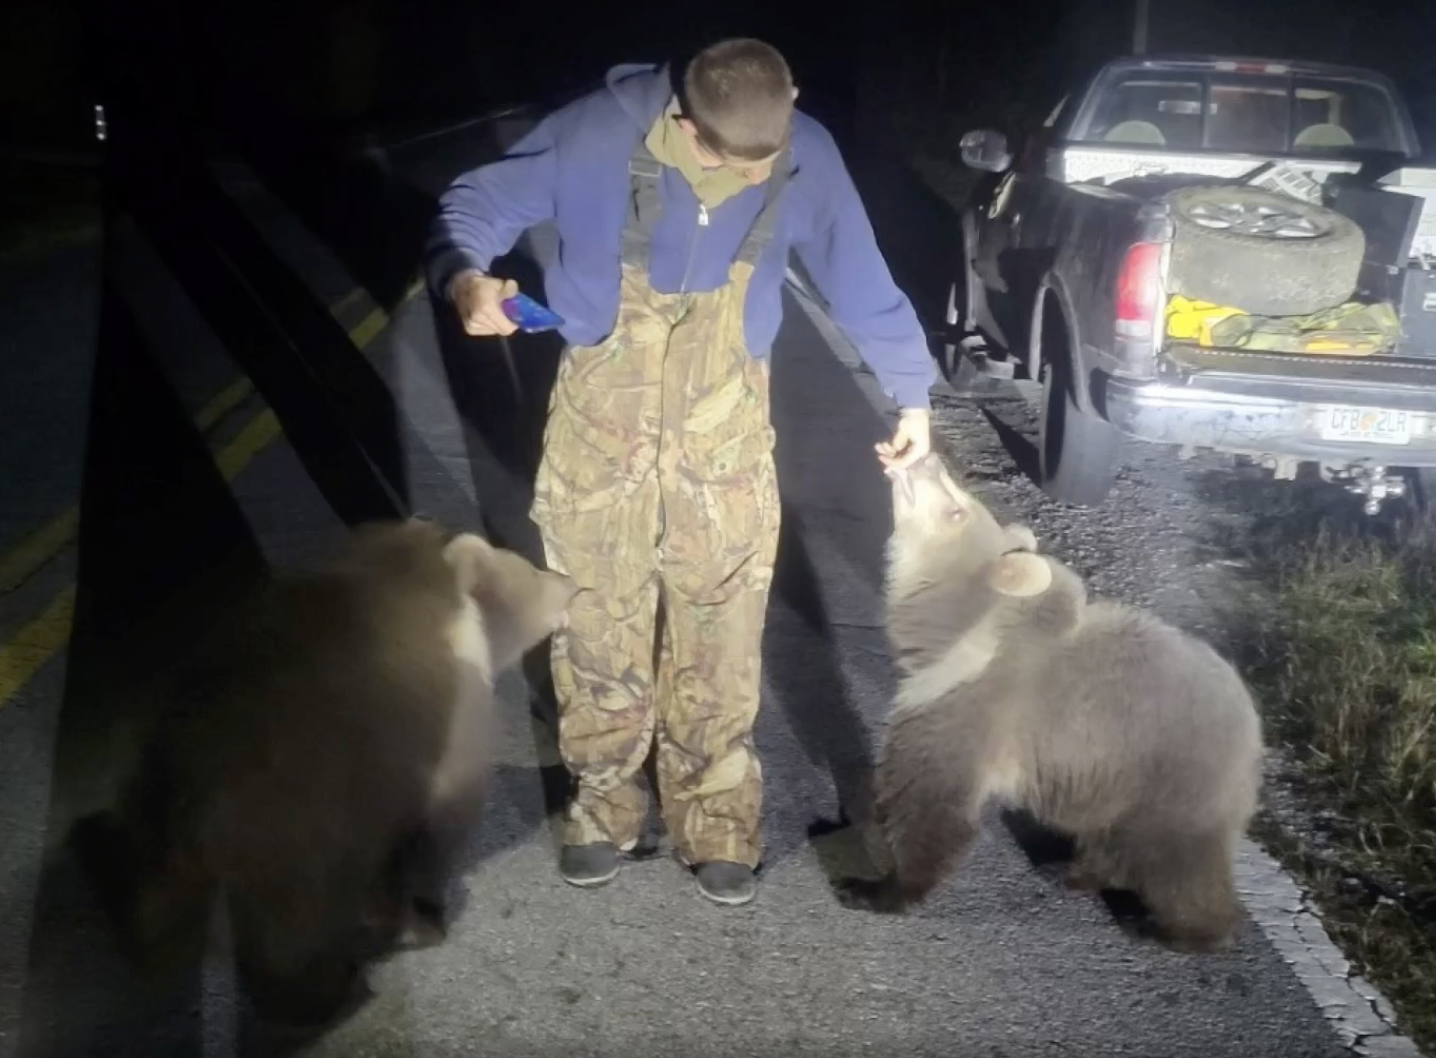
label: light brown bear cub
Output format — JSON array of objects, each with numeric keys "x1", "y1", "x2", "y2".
[
  {"x1": 72, "y1": 518, "x2": 578, "y2": 1027},
  {"x1": 838, "y1": 454, "x2": 1264, "y2": 952}
]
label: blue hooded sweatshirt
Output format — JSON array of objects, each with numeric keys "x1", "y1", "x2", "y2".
[{"x1": 425, "y1": 63, "x2": 936, "y2": 411}]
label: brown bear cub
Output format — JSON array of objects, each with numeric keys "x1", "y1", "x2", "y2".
[
  {"x1": 71, "y1": 518, "x2": 577, "y2": 1027},
  {"x1": 838, "y1": 454, "x2": 1264, "y2": 953}
]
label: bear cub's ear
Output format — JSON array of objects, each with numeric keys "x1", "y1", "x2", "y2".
[{"x1": 987, "y1": 552, "x2": 1052, "y2": 598}]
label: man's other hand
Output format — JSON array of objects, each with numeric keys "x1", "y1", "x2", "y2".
[
  {"x1": 449, "y1": 270, "x2": 520, "y2": 336},
  {"x1": 875, "y1": 408, "x2": 932, "y2": 471}
]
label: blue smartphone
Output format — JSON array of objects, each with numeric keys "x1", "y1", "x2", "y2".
[{"x1": 501, "y1": 292, "x2": 565, "y2": 333}]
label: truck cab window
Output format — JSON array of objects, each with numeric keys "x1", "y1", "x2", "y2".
[
  {"x1": 1082, "y1": 77, "x2": 1204, "y2": 149},
  {"x1": 1291, "y1": 78, "x2": 1402, "y2": 153}
]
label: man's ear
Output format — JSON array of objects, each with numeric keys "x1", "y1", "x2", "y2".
[
  {"x1": 442, "y1": 533, "x2": 491, "y2": 596},
  {"x1": 987, "y1": 552, "x2": 1052, "y2": 598}
]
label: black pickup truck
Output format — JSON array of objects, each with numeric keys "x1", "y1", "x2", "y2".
[{"x1": 947, "y1": 54, "x2": 1436, "y2": 513}]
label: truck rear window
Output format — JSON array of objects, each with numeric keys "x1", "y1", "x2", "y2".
[{"x1": 1074, "y1": 70, "x2": 1406, "y2": 156}]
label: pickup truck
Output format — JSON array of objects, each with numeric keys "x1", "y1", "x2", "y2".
[{"x1": 948, "y1": 54, "x2": 1436, "y2": 514}]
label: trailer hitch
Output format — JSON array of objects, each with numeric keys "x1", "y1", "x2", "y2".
[{"x1": 1322, "y1": 461, "x2": 1410, "y2": 515}]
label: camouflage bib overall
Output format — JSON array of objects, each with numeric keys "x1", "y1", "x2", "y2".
[{"x1": 529, "y1": 134, "x2": 791, "y2": 869}]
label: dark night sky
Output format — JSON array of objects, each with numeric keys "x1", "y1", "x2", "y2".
[{"x1": 1, "y1": 0, "x2": 1431, "y2": 152}]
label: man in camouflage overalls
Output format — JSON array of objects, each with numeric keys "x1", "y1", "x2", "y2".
[{"x1": 427, "y1": 39, "x2": 936, "y2": 905}]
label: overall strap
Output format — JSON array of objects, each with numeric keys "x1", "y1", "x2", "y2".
[
  {"x1": 618, "y1": 134, "x2": 794, "y2": 272},
  {"x1": 732, "y1": 143, "x2": 793, "y2": 268},
  {"x1": 618, "y1": 135, "x2": 665, "y2": 270}
]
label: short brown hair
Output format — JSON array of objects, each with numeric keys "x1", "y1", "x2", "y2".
[{"x1": 681, "y1": 38, "x2": 795, "y2": 162}]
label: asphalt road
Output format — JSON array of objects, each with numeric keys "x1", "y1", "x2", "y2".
[{"x1": 0, "y1": 114, "x2": 1371, "y2": 1058}]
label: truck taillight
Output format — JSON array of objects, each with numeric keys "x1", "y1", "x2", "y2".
[{"x1": 1115, "y1": 241, "x2": 1164, "y2": 340}]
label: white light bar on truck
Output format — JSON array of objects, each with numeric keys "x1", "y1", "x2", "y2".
[{"x1": 1213, "y1": 61, "x2": 1291, "y2": 75}]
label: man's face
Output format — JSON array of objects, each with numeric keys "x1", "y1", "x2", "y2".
[
  {"x1": 674, "y1": 86, "x2": 798, "y2": 186},
  {"x1": 674, "y1": 117, "x2": 783, "y2": 185}
]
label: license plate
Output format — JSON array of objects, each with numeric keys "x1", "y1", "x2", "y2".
[{"x1": 1318, "y1": 405, "x2": 1413, "y2": 445}]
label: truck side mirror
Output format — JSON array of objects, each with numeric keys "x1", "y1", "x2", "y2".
[{"x1": 960, "y1": 129, "x2": 1013, "y2": 172}]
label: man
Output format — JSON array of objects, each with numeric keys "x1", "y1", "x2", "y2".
[{"x1": 425, "y1": 38, "x2": 936, "y2": 906}]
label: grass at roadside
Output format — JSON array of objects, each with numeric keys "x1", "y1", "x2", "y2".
[
  {"x1": 0, "y1": 159, "x2": 100, "y2": 260},
  {"x1": 1239, "y1": 516, "x2": 1436, "y2": 1055}
]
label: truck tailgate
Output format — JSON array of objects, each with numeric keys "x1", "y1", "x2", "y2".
[{"x1": 1163, "y1": 343, "x2": 1436, "y2": 407}]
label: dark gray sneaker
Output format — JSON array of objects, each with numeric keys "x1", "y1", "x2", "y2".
[
  {"x1": 559, "y1": 840, "x2": 636, "y2": 888},
  {"x1": 694, "y1": 861, "x2": 757, "y2": 906}
]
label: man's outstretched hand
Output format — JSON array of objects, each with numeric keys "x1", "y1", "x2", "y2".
[
  {"x1": 875, "y1": 408, "x2": 932, "y2": 471},
  {"x1": 449, "y1": 270, "x2": 520, "y2": 337}
]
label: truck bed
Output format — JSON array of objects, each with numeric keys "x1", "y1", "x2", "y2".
[{"x1": 1053, "y1": 145, "x2": 1436, "y2": 259}]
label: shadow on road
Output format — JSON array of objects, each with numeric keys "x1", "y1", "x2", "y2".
[
  {"x1": 978, "y1": 404, "x2": 1043, "y2": 484},
  {"x1": 761, "y1": 290, "x2": 898, "y2": 875},
  {"x1": 839, "y1": 144, "x2": 964, "y2": 334},
  {"x1": 769, "y1": 502, "x2": 876, "y2": 868},
  {"x1": 239, "y1": 130, "x2": 442, "y2": 316},
  {"x1": 235, "y1": 123, "x2": 575, "y2": 828},
  {"x1": 999, "y1": 809, "x2": 1147, "y2": 933},
  {"x1": 19, "y1": 263, "x2": 272, "y2": 1058}
]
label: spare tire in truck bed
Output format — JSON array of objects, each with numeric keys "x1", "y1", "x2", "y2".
[{"x1": 1162, "y1": 185, "x2": 1365, "y2": 317}]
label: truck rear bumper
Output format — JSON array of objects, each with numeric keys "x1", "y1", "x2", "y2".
[{"x1": 1101, "y1": 348, "x2": 1436, "y2": 464}]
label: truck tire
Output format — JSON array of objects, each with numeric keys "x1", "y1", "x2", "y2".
[
  {"x1": 1163, "y1": 185, "x2": 1365, "y2": 316},
  {"x1": 1036, "y1": 295, "x2": 1120, "y2": 506}
]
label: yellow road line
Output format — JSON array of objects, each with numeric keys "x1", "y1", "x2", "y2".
[
  {"x1": 0, "y1": 283, "x2": 411, "y2": 598},
  {"x1": 0, "y1": 406, "x2": 285, "y2": 700},
  {"x1": 214, "y1": 410, "x2": 283, "y2": 482},
  {"x1": 0, "y1": 510, "x2": 81, "y2": 595},
  {"x1": 0, "y1": 587, "x2": 76, "y2": 704},
  {"x1": 0, "y1": 281, "x2": 411, "y2": 708},
  {"x1": 194, "y1": 377, "x2": 256, "y2": 433},
  {"x1": 348, "y1": 307, "x2": 388, "y2": 351},
  {"x1": 0, "y1": 376, "x2": 258, "y2": 594}
]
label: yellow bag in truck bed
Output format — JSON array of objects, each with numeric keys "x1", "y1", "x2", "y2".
[
  {"x1": 1164, "y1": 296, "x2": 1247, "y2": 346},
  {"x1": 1206, "y1": 300, "x2": 1402, "y2": 356}
]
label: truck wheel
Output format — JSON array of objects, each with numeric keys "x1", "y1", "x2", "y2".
[
  {"x1": 1162, "y1": 185, "x2": 1365, "y2": 316},
  {"x1": 1036, "y1": 300, "x2": 1121, "y2": 507}
]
